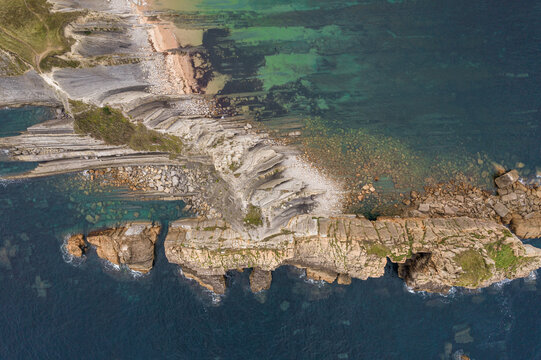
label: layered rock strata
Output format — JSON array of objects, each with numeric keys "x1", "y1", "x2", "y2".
[{"x1": 164, "y1": 215, "x2": 541, "y2": 293}]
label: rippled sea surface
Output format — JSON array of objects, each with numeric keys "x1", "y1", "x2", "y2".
[{"x1": 0, "y1": 106, "x2": 540, "y2": 358}]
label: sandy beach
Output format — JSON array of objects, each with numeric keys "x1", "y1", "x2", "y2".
[{"x1": 133, "y1": 1, "x2": 199, "y2": 95}]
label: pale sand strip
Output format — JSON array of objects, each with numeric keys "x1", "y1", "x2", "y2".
[{"x1": 133, "y1": 1, "x2": 199, "y2": 95}]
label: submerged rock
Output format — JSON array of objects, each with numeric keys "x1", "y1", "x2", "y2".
[
  {"x1": 86, "y1": 223, "x2": 160, "y2": 273},
  {"x1": 249, "y1": 268, "x2": 272, "y2": 293}
]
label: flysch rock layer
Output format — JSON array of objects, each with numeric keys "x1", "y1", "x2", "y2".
[
  {"x1": 0, "y1": 0, "x2": 343, "y2": 237},
  {"x1": 164, "y1": 215, "x2": 541, "y2": 294},
  {"x1": 83, "y1": 222, "x2": 160, "y2": 273}
]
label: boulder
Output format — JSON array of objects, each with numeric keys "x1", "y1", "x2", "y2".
[
  {"x1": 494, "y1": 170, "x2": 519, "y2": 189},
  {"x1": 305, "y1": 267, "x2": 338, "y2": 283},
  {"x1": 86, "y1": 223, "x2": 160, "y2": 273},
  {"x1": 249, "y1": 268, "x2": 272, "y2": 293},
  {"x1": 66, "y1": 234, "x2": 86, "y2": 257},
  {"x1": 510, "y1": 212, "x2": 541, "y2": 239},
  {"x1": 493, "y1": 202, "x2": 510, "y2": 218}
]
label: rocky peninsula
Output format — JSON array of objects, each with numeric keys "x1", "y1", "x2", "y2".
[{"x1": 1, "y1": 0, "x2": 541, "y2": 295}]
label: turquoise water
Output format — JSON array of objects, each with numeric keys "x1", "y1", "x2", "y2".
[
  {"x1": 161, "y1": 0, "x2": 541, "y2": 190},
  {"x1": 0, "y1": 108, "x2": 541, "y2": 358}
]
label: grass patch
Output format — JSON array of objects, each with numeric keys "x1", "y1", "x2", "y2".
[
  {"x1": 486, "y1": 242, "x2": 520, "y2": 270},
  {"x1": 0, "y1": 0, "x2": 83, "y2": 71},
  {"x1": 366, "y1": 243, "x2": 390, "y2": 258},
  {"x1": 203, "y1": 225, "x2": 228, "y2": 232},
  {"x1": 71, "y1": 101, "x2": 182, "y2": 155},
  {"x1": 455, "y1": 249, "x2": 491, "y2": 287},
  {"x1": 243, "y1": 204, "x2": 263, "y2": 227}
]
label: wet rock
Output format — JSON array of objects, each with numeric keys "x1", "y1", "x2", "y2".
[
  {"x1": 86, "y1": 223, "x2": 160, "y2": 273},
  {"x1": 249, "y1": 268, "x2": 272, "y2": 293},
  {"x1": 66, "y1": 234, "x2": 86, "y2": 257},
  {"x1": 494, "y1": 170, "x2": 519, "y2": 189}
]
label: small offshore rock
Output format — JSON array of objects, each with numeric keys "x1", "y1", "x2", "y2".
[{"x1": 66, "y1": 234, "x2": 86, "y2": 257}]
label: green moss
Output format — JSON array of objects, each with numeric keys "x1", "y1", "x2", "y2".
[
  {"x1": 486, "y1": 242, "x2": 520, "y2": 270},
  {"x1": 366, "y1": 243, "x2": 390, "y2": 258},
  {"x1": 455, "y1": 250, "x2": 491, "y2": 287},
  {"x1": 243, "y1": 204, "x2": 263, "y2": 227},
  {"x1": 71, "y1": 101, "x2": 182, "y2": 155},
  {"x1": 202, "y1": 225, "x2": 228, "y2": 232},
  {"x1": 470, "y1": 233, "x2": 486, "y2": 240}
]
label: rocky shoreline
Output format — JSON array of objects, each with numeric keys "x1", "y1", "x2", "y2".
[{"x1": 1, "y1": 0, "x2": 540, "y2": 296}]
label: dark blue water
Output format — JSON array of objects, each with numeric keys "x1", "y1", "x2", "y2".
[{"x1": 0, "y1": 107, "x2": 541, "y2": 359}]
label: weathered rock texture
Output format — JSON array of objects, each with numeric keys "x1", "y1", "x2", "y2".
[
  {"x1": 165, "y1": 215, "x2": 541, "y2": 293},
  {"x1": 66, "y1": 234, "x2": 86, "y2": 257},
  {"x1": 86, "y1": 223, "x2": 160, "y2": 273},
  {"x1": 249, "y1": 268, "x2": 272, "y2": 293},
  {"x1": 408, "y1": 170, "x2": 541, "y2": 239}
]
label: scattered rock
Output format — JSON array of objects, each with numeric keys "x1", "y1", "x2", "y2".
[{"x1": 493, "y1": 202, "x2": 510, "y2": 218}]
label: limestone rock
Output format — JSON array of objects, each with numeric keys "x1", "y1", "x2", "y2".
[
  {"x1": 183, "y1": 268, "x2": 226, "y2": 294},
  {"x1": 66, "y1": 234, "x2": 86, "y2": 257},
  {"x1": 86, "y1": 223, "x2": 160, "y2": 273},
  {"x1": 164, "y1": 215, "x2": 541, "y2": 294},
  {"x1": 305, "y1": 267, "x2": 338, "y2": 283},
  {"x1": 493, "y1": 202, "x2": 510, "y2": 218},
  {"x1": 249, "y1": 268, "x2": 272, "y2": 293},
  {"x1": 510, "y1": 212, "x2": 541, "y2": 239},
  {"x1": 494, "y1": 170, "x2": 519, "y2": 189},
  {"x1": 337, "y1": 273, "x2": 352, "y2": 285}
]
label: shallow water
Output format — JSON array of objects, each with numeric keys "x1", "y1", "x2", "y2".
[
  {"x1": 158, "y1": 0, "x2": 541, "y2": 194},
  {"x1": 0, "y1": 108, "x2": 541, "y2": 359}
]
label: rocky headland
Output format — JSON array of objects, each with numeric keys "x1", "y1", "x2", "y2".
[{"x1": 0, "y1": 0, "x2": 540, "y2": 295}]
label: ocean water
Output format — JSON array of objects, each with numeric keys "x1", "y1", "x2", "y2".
[
  {"x1": 157, "y1": 0, "x2": 541, "y2": 198},
  {"x1": 0, "y1": 109, "x2": 541, "y2": 359}
]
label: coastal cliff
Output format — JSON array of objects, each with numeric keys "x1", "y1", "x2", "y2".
[{"x1": 1, "y1": 0, "x2": 540, "y2": 296}]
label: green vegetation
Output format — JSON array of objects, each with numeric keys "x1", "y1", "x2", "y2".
[
  {"x1": 0, "y1": 0, "x2": 82, "y2": 72},
  {"x1": 203, "y1": 225, "x2": 229, "y2": 232},
  {"x1": 71, "y1": 101, "x2": 183, "y2": 155},
  {"x1": 366, "y1": 243, "x2": 390, "y2": 258},
  {"x1": 243, "y1": 204, "x2": 263, "y2": 227},
  {"x1": 455, "y1": 249, "x2": 491, "y2": 287},
  {"x1": 487, "y1": 243, "x2": 519, "y2": 270}
]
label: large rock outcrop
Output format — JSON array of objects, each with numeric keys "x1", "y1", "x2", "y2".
[
  {"x1": 165, "y1": 215, "x2": 541, "y2": 293},
  {"x1": 86, "y1": 222, "x2": 160, "y2": 273}
]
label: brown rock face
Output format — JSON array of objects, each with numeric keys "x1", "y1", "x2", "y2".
[
  {"x1": 182, "y1": 268, "x2": 226, "y2": 294},
  {"x1": 66, "y1": 234, "x2": 86, "y2": 257},
  {"x1": 305, "y1": 267, "x2": 338, "y2": 283},
  {"x1": 510, "y1": 212, "x2": 541, "y2": 239},
  {"x1": 87, "y1": 223, "x2": 160, "y2": 273},
  {"x1": 249, "y1": 268, "x2": 272, "y2": 293},
  {"x1": 165, "y1": 215, "x2": 541, "y2": 294}
]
